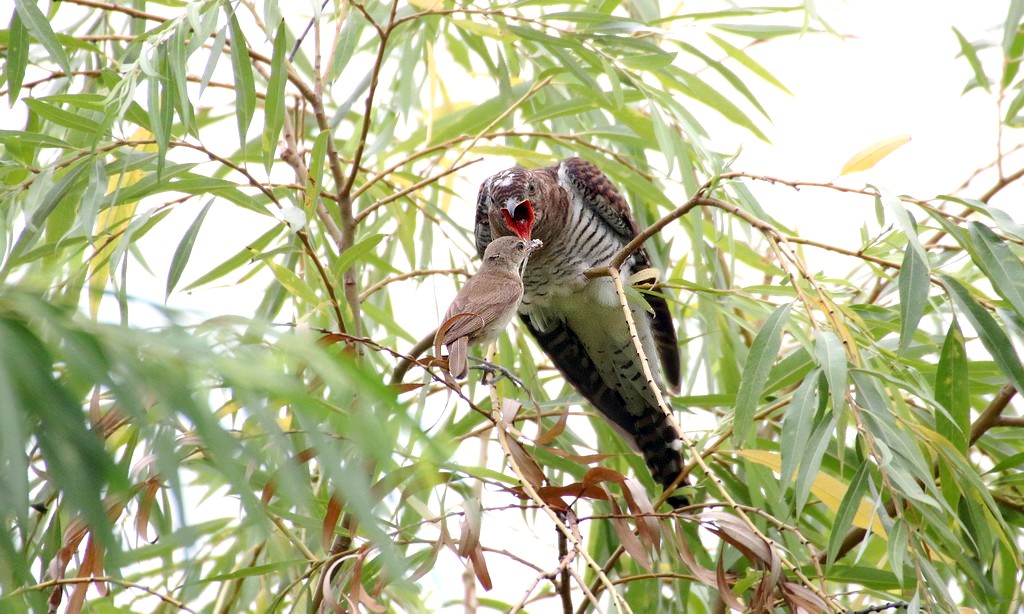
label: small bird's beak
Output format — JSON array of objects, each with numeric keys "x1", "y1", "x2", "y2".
[
  {"x1": 527, "y1": 239, "x2": 543, "y2": 253},
  {"x1": 501, "y1": 199, "x2": 535, "y2": 241}
]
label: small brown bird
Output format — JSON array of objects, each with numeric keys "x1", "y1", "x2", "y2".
[{"x1": 436, "y1": 236, "x2": 541, "y2": 379}]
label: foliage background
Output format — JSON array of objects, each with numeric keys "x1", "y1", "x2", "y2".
[{"x1": 2, "y1": 0, "x2": 1024, "y2": 612}]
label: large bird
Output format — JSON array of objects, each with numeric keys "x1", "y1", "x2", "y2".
[{"x1": 474, "y1": 157, "x2": 687, "y2": 505}]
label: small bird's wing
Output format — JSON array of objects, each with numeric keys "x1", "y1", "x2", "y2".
[
  {"x1": 439, "y1": 272, "x2": 522, "y2": 344},
  {"x1": 559, "y1": 157, "x2": 681, "y2": 390}
]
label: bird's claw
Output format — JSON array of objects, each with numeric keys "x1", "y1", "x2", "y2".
[{"x1": 467, "y1": 356, "x2": 524, "y2": 388}]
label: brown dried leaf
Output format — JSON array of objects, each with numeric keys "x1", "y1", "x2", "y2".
[
  {"x1": 601, "y1": 485, "x2": 650, "y2": 571},
  {"x1": 673, "y1": 523, "x2": 719, "y2": 586},
  {"x1": 715, "y1": 552, "x2": 746, "y2": 611},
  {"x1": 390, "y1": 382, "x2": 424, "y2": 394},
  {"x1": 534, "y1": 405, "x2": 568, "y2": 445},
  {"x1": 350, "y1": 552, "x2": 387, "y2": 613},
  {"x1": 704, "y1": 511, "x2": 773, "y2": 566},
  {"x1": 500, "y1": 398, "x2": 521, "y2": 424},
  {"x1": 468, "y1": 544, "x2": 493, "y2": 591},
  {"x1": 619, "y1": 476, "x2": 661, "y2": 554},
  {"x1": 458, "y1": 498, "x2": 482, "y2": 557},
  {"x1": 135, "y1": 478, "x2": 161, "y2": 544},
  {"x1": 321, "y1": 557, "x2": 348, "y2": 613},
  {"x1": 261, "y1": 477, "x2": 277, "y2": 506},
  {"x1": 322, "y1": 494, "x2": 343, "y2": 552},
  {"x1": 505, "y1": 437, "x2": 545, "y2": 491},
  {"x1": 582, "y1": 466, "x2": 627, "y2": 487},
  {"x1": 780, "y1": 581, "x2": 828, "y2": 613}
]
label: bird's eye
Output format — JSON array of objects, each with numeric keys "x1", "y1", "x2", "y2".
[{"x1": 526, "y1": 181, "x2": 535, "y2": 194}]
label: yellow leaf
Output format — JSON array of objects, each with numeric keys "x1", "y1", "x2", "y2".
[
  {"x1": 736, "y1": 450, "x2": 887, "y2": 536},
  {"x1": 89, "y1": 128, "x2": 158, "y2": 317},
  {"x1": 839, "y1": 134, "x2": 911, "y2": 175}
]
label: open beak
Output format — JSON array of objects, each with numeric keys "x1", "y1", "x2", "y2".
[{"x1": 501, "y1": 199, "x2": 535, "y2": 241}]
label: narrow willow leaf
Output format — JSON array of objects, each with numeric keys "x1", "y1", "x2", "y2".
[
  {"x1": 0, "y1": 130, "x2": 71, "y2": 150},
  {"x1": 780, "y1": 369, "x2": 820, "y2": 487},
  {"x1": 183, "y1": 226, "x2": 283, "y2": 291},
  {"x1": 826, "y1": 460, "x2": 871, "y2": 567},
  {"x1": 795, "y1": 409, "x2": 838, "y2": 513},
  {"x1": 934, "y1": 319, "x2": 969, "y2": 455},
  {"x1": 267, "y1": 259, "x2": 320, "y2": 306},
  {"x1": 12, "y1": 0, "x2": 71, "y2": 77},
  {"x1": 888, "y1": 519, "x2": 907, "y2": 584},
  {"x1": 166, "y1": 201, "x2": 213, "y2": 300},
  {"x1": 5, "y1": 10, "x2": 28, "y2": 105},
  {"x1": 968, "y1": 221, "x2": 1024, "y2": 319},
  {"x1": 333, "y1": 234, "x2": 386, "y2": 278},
  {"x1": 814, "y1": 330, "x2": 847, "y2": 415},
  {"x1": 262, "y1": 25, "x2": 287, "y2": 172},
  {"x1": 733, "y1": 303, "x2": 791, "y2": 446},
  {"x1": 953, "y1": 27, "x2": 991, "y2": 92},
  {"x1": 897, "y1": 246, "x2": 929, "y2": 355},
  {"x1": 939, "y1": 274, "x2": 1024, "y2": 394},
  {"x1": 6, "y1": 161, "x2": 89, "y2": 268},
  {"x1": 227, "y1": 9, "x2": 255, "y2": 147},
  {"x1": 23, "y1": 99, "x2": 101, "y2": 134},
  {"x1": 883, "y1": 194, "x2": 927, "y2": 262},
  {"x1": 200, "y1": 26, "x2": 228, "y2": 98},
  {"x1": 839, "y1": 134, "x2": 911, "y2": 175},
  {"x1": 306, "y1": 130, "x2": 329, "y2": 210},
  {"x1": 707, "y1": 33, "x2": 790, "y2": 93}
]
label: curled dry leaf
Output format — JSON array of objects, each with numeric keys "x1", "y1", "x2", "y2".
[
  {"x1": 780, "y1": 581, "x2": 828, "y2": 613},
  {"x1": 534, "y1": 404, "x2": 569, "y2": 445},
  {"x1": 458, "y1": 498, "x2": 482, "y2": 558},
  {"x1": 500, "y1": 397, "x2": 521, "y2": 424},
  {"x1": 135, "y1": 478, "x2": 161, "y2": 544},
  {"x1": 505, "y1": 436, "x2": 546, "y2": 491},
  {"x1": 349, "y1": 550, "x2": 387, "y2": 613},
  {"x1": 322, "y1": 494, "x2": 343, "y2": 552},
  {"x1": 601, "y1": 483, "x2": 651, "y2": 571}
]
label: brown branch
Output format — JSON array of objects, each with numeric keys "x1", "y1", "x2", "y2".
[
  {"x1": 358, "y1": 268, "x2": 467, "y2": 302},
  {"x1": 60, "y1": 0, "x2": 167, "y2": 22}
]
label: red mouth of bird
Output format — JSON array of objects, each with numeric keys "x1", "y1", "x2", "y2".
[{"x1": 501, "y1": 199, "x2": 535, "y2": 241}]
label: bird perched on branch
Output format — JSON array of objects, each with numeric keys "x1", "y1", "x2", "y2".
[
  {"x1": 475, "y1": 157, "x2": 687, "y2": 505},
  {"x1": 436, "y1": 236, "x2": 541, "y2": 380}
]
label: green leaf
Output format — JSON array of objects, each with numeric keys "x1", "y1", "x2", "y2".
[
  {"x1": 5, "y1": 9, "x2": 28, "y2": 105},
  {"x1": 262, "y1": 24, "x2": 288, "y2": 172},
  {"x1": 814, "y1": 330, "x2": 847, "y2": 415},
  {"x1": 707, "y1": 33, "x2": 790, "y2": 94},
  {"x1": 935, "y1": 319, "x2": 969, "y2": 455},
  {"x1": 13, "y1": 0, "x2": 71, "y2": 77},
  {"x1": 23, "y1": 99, "x2": 101, "y2": 134},
  {"x1": 266, "y1": 259, "x2": 320, "y2": 307},
  {"x1": 733, "y1": 302, "x2": 791, "y2": 446},
  {"x1": 181, "y1": 225, "x2": 283, "y2": 291},
  {"x1": 166, "y1": 201, "x2": 213, "y2": 300},
  {"x1": 333, "y1": 233, "x2": 386, "y2": 278},
  {"x1": 826, "y1": 460, "x2": 870, "y2": 567},
  {"x1": 939, "y1": 274, "x2": 1024, "y2": 395},
  {"x1": 227, "y1": 8, "x2": 255, "y2": 148},
  {"x1": 780, "y1": 368, "x2": 821, "y2": 488},
  {"x1": 897, "y1": 246, "x2": 929, "y2": 355},
  {"x1": 953, "y1": 27, "x2": 991, "y2": 93},
  {"x1": 968, "y1": 222, "x2": 1024, "y2": 319}
]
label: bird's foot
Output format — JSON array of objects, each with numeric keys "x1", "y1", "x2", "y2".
[{"x1": 467, "y1": 356, "x2": 524, "y2": 387}]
